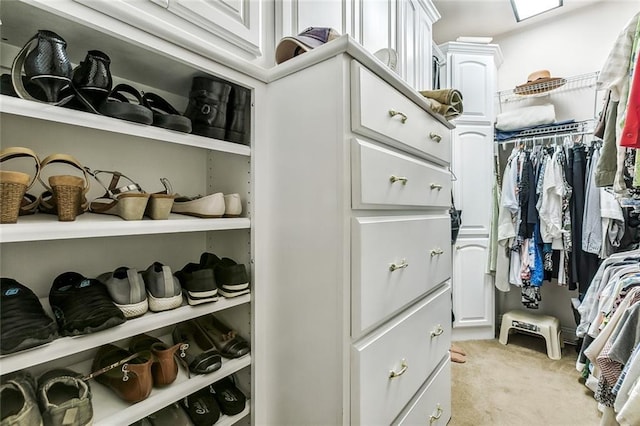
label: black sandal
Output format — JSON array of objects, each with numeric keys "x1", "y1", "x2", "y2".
[
  {"x1": 98, "y1": 83, "x2": 153, "y2": 125},
  {"x1": 142, "y1": 92, "x2": 192, "y2": 133}
]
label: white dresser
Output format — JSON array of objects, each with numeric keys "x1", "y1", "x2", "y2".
[{"x1": 256, "y1": 37, "x2": 454, "y2": 425}]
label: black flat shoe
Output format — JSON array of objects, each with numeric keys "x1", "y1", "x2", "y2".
[{"x1": 194, "y1": 315, "x2": 250, "y2": 359}]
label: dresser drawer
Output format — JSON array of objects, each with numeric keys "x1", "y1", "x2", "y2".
[
  {"x1": 351, "y1": 284, "x2": 451, "y2": 425},
  {"x1": 393, "y1": 358, "x2": 451, "y2": 426},
  {"x1": 351, "y1": 139, "x2": 451, "y2": 209},
  {"x1": 352, "y1": 215, "x2": 451, "y2": 336},
  {"x1": 351, "y1": 61, "x2": 451, "y2": 164}
]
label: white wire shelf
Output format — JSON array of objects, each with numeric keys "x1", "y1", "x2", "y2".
[
  {"x1": 497, "y1": 72, "x2": 600, "y2": 103},
  {"x1": 495, "y1": 119, "x2": 596, "y2": 144}
]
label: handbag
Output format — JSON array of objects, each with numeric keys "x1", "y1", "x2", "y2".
[{"x1": 450, "y1": 192, "x2": 462, "y2": 245}]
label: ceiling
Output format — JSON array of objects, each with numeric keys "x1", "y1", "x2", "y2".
[{"x1": 431, "y1": 0, "x2": 604, "y2": 45}]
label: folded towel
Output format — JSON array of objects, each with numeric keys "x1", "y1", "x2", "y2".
[
  {"x1": 419, "y1": 89, "x2": 463, "y2": 107},
  {"x1": 426, "y1": 98, "x2": 462, "y2": 121},
  {"x1": 495, "y1": 104, "x2": 556, "y2": 131}
]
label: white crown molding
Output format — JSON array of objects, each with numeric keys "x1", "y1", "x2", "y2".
[{"x1": 439, "y1": 41, "x2": 504, "y2": 68}]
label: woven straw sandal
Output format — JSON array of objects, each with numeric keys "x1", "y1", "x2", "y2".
[
  {"x1": 37, "y1": 153, "x2": 90, "y2": 222},
  {"x1": 87, "y1": 170, "x2": 150, "y2": 221},
  {"x1": 145, "y1": 177, "x2": 176, "y2": 220},
  {"x1": 0, "y1": 147, "x2": 40, "y2": 223}
]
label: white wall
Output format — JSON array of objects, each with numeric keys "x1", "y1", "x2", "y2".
[{"x1": 494, "y1": 1, "x2": 639, "y2": 340}]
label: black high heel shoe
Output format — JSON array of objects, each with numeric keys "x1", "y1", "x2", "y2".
[
  {"x1": 11, "y1": 30, "x2": 72, "y2": 104},
  {"x1": 69, "y1": 50, "x2": 113, "y2": 113}
]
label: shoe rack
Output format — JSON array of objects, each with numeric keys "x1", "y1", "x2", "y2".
[{"x1": 0, "y1": 1, "x2": 262, "y2": 424}]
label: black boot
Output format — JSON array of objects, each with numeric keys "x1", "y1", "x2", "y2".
[
  {"x1": 225, "y1": 86, "x2": 248, "y2": 144},
  {"x1": 184, "y1": 76, "x2": 232, "y2": 140}
]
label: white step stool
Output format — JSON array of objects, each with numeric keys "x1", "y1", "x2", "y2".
[{"x1": 499, "y1": 310, "x2": 563, "y2": 360}]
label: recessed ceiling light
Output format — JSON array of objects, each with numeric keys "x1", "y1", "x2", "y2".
[{"x1": 511, "y1": 0, "x2": 563, "y2": 22}]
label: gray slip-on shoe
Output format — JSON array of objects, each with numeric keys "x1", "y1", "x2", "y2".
[
  {"x1": 141, "y1": 262, "x2": 183, "y2": 312},
  {"x1": 37, "y1": 369, "x2": 92, "y2": 426},
  {"x1": 97, "y1": 267, "x2": 149, "y2": 318},
  {"x1": 0, "y1": 371, "x2": 42, "y2": 426}
]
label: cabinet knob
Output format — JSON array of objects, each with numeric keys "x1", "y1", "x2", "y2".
[
  {"x1": 389, "y1": 260, "x2": 409, "y2": 271},
  {"x1": 430, "y1": 248, "x2": 444, "y2": 256},
  {"x1": 429, "y1": 404, "x2": 443, "y2": 423},
  {"x1": 429, "y1": 132, "x2": 442, "y2": 142},
  {"x1": 388, "y1": 359, "x2": 408, "y2": 378},
  {"x1": 430, "y1": 183, "x2": 443, "y2": 190},
  {"x1": 430, "y1": 324, "x2": 444, "y2": 337},
  {"x1": 388, "y1": 109, "x2": 408, "y2": 123},
  {"x1": 390, "y1": 175, "x2": 408, "y2": 185}
]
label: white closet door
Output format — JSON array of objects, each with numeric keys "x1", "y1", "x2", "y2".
[
  {"x1": 449, "y1": 53, "x2": 495, "y2": 123},
  {"x1": 452, "y1": 237, "x2": 493, "y2": 329}
]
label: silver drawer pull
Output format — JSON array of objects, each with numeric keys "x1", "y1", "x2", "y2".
[
  {"x1": 390, "y1": 175, "x2": 408, "y2": 185},
  {"x1": 430, "y1": 248, "x2": 444, "y2": 256},
  {"x1": 388, "y1": 359, "x2": 408, "y2": 378},
  {"x1": 430, "y1": 324, "x2": 444, "y2": 337},
  {"x1": 389, "y1": 109, "x2": 408, "y2": 123},
  {"x1": 429, "y1": 404, "x2": 443, "y2": 423},
  {"x1": 429, "y1": 132, "x2": 442, "y2": 142},
  {"x1": 389, "y1": 260, "x2": 409, "y2": 271},
  {"x1": 430, "y1": 183, "x2": 443, "y2": 190}
]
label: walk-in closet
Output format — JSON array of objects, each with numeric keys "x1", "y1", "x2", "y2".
[{"x1": 0, "y1": 1, "x2": 638, "y2": 425}]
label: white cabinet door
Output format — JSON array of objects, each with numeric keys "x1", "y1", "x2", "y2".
[
  {"x1": 452, "y1": 238, "x2": 493, "y2": 329},
  {"x1": 449, "y1": 53, "x2": 495, "y2": 123},
  {"x1": 276, "y1": 0, "x2": 349, "y2": 40},
  {"x1": 451, "y1": 124, "x2": 494, "y2": 236},
  {"x1": 165, "y1": 0, "x2": 261, "y2": 54},
  {"x1": 73, "y1": 0, "x2": 263, "y2": 60},
  {"x1": 356, "y1": 0, "x2": 397, "y2": 55}
]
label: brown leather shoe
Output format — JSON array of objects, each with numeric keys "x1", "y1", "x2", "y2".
[
  {"x1": 89, "y1": 344, "x2": 153, "y2": 403},
  {"x1": 129, "y1": 334, "x2": 187, "y2": 386}
]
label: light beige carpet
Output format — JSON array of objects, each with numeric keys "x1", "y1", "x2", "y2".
[{"x1": 450, "y1": 334, "x2": 602, "y2": 426}]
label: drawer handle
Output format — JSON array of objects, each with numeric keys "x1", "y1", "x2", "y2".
[
  {"x1": 430, "y1": 248, "x2": 444, "y2": 256},
  {"x1": 429, "y1": 404, "x2": 443, "y2": 423},
  {"x1": 389, "y1": 109, "x2": 408, "y2": 123},
  {"x1": 388, "y1": 359, "x2": 408, "y2": 378},
  {"x1": 429, "y1": 132, "x2": 442, "y2": 142},
  {"x1": 430, "y1": 324, "x2": 444, "y2": 337},
  {"x1": 389, "y1": 260, "x2": 409, "y2": 271},
  {"x1": 390, "y1": 175, "x2": 408, "y2": 185},
  {"x1": 430, "y1": 183, "x2": 443, "y2": 190}
]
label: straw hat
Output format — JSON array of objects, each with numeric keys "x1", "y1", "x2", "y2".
[{"x1": 514, "y1": 70, "x2": 566, "y2": 95}]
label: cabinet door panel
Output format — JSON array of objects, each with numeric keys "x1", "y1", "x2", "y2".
[
  {"x1": 449, "y1": 53, "x2": 495, "y2": 123},
  {"x1": 452, "y1": 238, "x2": 493, "y2": 328},
  {"x1": 452, "y1": 125, "x2": 493, "y2": 236}
]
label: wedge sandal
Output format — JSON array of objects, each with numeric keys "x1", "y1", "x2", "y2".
[
  {"x1": 0, "y1": 147, "x2": 40, "y2": 223},
  {"x1": 145, "y1": 178, "x2": 176, "y2": 220},
  {"x1": 87, "y1": 169, "x2": 150, "y2": 221},
  {"x1": 37, "y1": 153, "x2": 90, "y2": 222}
]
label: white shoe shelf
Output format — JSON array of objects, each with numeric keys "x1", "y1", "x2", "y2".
[
  {"x1": 0, "y1": 1, "x2": 257, "y2": 423},
  {"x1": 0, "y1": 294, "x2": 251, "y2": 375},
  {"x1": 79, "y1": 355, "x2": 252, "y2": 425}
]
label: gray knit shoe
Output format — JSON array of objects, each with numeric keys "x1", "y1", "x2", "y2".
[
  {"x1": 97, "y1": 267, "x2": 149, "y2": 318},
  {"x1": 141, "y1": 262, "x2": 183, "y2": 312}
]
